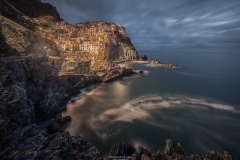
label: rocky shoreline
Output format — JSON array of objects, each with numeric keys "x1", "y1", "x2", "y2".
[
  {"x1": 108, "y1": 140, "x2": 234, "y2": 160},
  {"x1": 0, "y1": 58, "x2": 236, "y2": 159},
  {"x1": 148, "y1": 60, "x2": 180, "y2": 69},
  {"x1": 0, "y1": 59, "x2": 237, "y2": 159},
  {"x1": 102, "y1": 67, "x2": 135, "y2": 83},
  {"x1": 0, "y1": 57, "x2": 135, "y2": 159},
  {"x1": 135, "y1": 54, "x2": 180, "y2": 69},
  {"x1": 41, "y1": 114, "x2": 236, "y2": 160}
]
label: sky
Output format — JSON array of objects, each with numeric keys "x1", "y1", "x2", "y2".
[{"x1": 42, "y1": 0, "x2": 240, "y2": 51}]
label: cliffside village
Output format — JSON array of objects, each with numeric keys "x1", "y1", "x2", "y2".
[
  {"x1": 31, "y1": 16, "x2": 138, "y2": 68},
  {"x1": 0, "y1": 13, "x2": 179, "y2": 73}
]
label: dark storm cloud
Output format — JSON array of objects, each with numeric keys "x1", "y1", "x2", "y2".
[{"x1": 42, "y1": 0, "x2": 240, "y2": 50}]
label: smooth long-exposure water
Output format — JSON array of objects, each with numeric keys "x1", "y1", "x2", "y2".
[{"x1": 62, "y1": 48, "x2": 240, "y2": 158}]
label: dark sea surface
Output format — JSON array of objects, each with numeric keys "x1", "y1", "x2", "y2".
[{"x1": 62, "y1": 48, "x2": 240, "y2": 158}]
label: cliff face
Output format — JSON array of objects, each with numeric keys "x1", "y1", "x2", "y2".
[
  {"x1": 0, "y1": 58, "x2": 102, "y2": 159},
  {"x1": 111, "y1": 30, "x2": 138, "y2": 61},
  {"x1": 1, "y1": 0, "x2": 62, "y2": 21},
  {"x1": 90, "y1": 31, "x2": 138, "y2": 70},
  {"x1": 0, "y1": 15, "x2": 60, "y2": 57}
]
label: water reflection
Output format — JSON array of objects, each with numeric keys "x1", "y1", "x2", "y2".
[{"x1": 119, "y1": 79, "x2": 129, "y2": 86}]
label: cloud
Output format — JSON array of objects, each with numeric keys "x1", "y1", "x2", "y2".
[
  {"x1": 42, "y1": 0, "x2": 240, "y2": 51},
  {"x1": 200, "y1": 13, "x2": 211, "y2": 19},
  {"x1": 164, "y1": 18, "x2": 178, "y2": 26},
  {"x1": 181, "y1": 17, "x2": 194, "y2": 23},
  {"x1": 202, "y1": 19, "x2": 240, "y2": 27}
]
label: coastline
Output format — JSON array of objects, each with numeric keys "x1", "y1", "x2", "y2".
[
  {"x1": 0, "y1": 0, "x2": 237, "y2": 158},
  {"x1": 0, "y1": 57, "x2": 135, "y2": 159},
  {"x1": 39, "y1": 66, "x2": 135, "y2": 120},
  {"x1": 56, "y1": 61, "x2": 235, "y2": 160},
  {"x1": 0, "y1": 60, "x2": 237, "y2": 159}
]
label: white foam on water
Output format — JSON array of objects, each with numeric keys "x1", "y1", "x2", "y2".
[
  {"x1": 132, "y1": 61, "x2": 149, "y2": 63},
  {"x1": 86, "y1": 94, "x2": 237, "y2": 139},
  {"x1": 174, "y1": 71, "x2": 204, "y2": 77},
  {"x1": 143, "y1": 64, "x2": 163, "y2": 67}
]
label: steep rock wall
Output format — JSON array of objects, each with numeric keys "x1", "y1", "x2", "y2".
[
  {"x1": 0, "y1": 17, "x2": 60, "y2": 56},
  {"x1": 104, "y1": 31, "x2": 138, "y2": 62}
]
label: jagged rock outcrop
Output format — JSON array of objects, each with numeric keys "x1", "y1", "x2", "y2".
[
  {"x1": 109, "y1": 143, "x2": 138, "y2": 159},
  {"x1": 108, "y1": 139, "x2": 235, "y2": 160},
  {"x1": 0, "y1": 57, "x2": 100, "y2": 123},
  {"x1": 138, "y1": 146, "x2": 152, "y2": 160},
  {"x1": 0, "y1": 57, "x2": 105, "y2": 159},
  {"x1": 163, "y1": 139, "x2": 188, "y2": 159},
  {"x1": 102, "y1": 67, "x2": 135, "y2": 83},
  {"x1": 66, "y1": 75, "x2": 100, "y2": 95},
  {"x1": 149, "y1": 60, "x2": 180, "y2": 68},
  {"x1": 47, "y1": 114, "x2": 71, "y2": 134},
  {"x1": 0, "y1": 124, "x2": 102, "y2": 159},
  {"x1": 109, "y1": 33, "x2": 138, "y2": 61},
  {"x1": 139, "y1": 55, "x2": 148, "y2": 61}
]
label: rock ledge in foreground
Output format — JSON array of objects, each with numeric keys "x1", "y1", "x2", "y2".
[{"x1": 108, "y1": 139, "x2": 235, "y2": 160}]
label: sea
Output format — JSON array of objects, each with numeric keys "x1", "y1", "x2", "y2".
[{"x1": 62, "y1": 47, "x2": 240, "y2": 158}]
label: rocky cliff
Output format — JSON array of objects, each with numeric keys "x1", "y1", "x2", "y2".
[
  {"x1": 0, "y1": 57, "x2": 103, "y2": 159},
  {"x1": 0, "y1": 123, "x2": 102, "y2": 159},
  {"x1": 0, "y1": 16, "x2": 60, "y2": 57},
  {"x1": 1, "y1": 0, "x2": 62, "y2": 21},
  {"x1": 0, "y1": 53, "x2": 135, "y2": 159},
  {"x1": 110, "y1": 31, "x2": 138, "y2": 61},
  {"x1": 108, "y1": 140, "x2": 235, "y2": 160}
]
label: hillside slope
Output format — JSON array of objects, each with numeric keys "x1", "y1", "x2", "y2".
[{"x1": 1, "y1": 0, "x2": 62, "y2": 21}]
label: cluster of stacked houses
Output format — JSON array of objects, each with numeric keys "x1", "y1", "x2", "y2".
[
  {"x1": 34, "y1": 16, "x2": 128, "y2": 58},
  {"x1": 30, "y1": 16, "x2": 138, "y2": 71}
]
